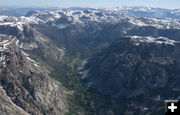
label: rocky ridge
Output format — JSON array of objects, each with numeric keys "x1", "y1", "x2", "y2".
[
  {"x1": 83, "y1": 36, "x2": 180, "y2": 98},
  {"x1": 0, "y1": 23, "x2": 67, "y2": 115}
]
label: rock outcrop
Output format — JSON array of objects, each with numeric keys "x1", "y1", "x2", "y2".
[{"x1": 0, "y1": 33, "x2": 67, "y2": 115}]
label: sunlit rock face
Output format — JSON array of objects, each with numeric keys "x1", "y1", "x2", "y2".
[{"x1": 0, "y1": 21, "x2": 67, "y2": 115}]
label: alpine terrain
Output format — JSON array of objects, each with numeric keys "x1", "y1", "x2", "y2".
[{"x1": 0, "y1": 6, "x2": 179, "y2": 115}]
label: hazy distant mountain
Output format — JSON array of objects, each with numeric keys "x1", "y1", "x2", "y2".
[
  {"x1": 110, "y1": 6, "x2": 180, "y2": 19},
  {"x1": 0, "y1": 8, "x2": 21, "y2": 16},
  {"x1": 11, "y1": 8, "x2": 46, "y2": 15}
]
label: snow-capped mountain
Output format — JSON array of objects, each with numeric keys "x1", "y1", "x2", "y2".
[
  {"x1": 1, "y1": 7, "x2": 180, "y2": 31},
  {"x1": 107, "y1": 6, "x2": 180, "y2": 19},
  {"x1": 1, "y1": 7, "x2": 179, "y2": 59},
  {"x1": 23, "y1": 8, "x2": 180, "y2": 29},
  {"x1": 0, "y1": 6, "x2": 180, "y2": 115}
]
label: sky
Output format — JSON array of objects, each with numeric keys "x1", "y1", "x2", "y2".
[{"x1": 0, "y1": 0, "x2": 180, "y2": 9}]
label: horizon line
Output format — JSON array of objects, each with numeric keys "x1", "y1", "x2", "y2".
[{"x1": 0, "y1": 5, "x2": 179, "y2": 10}]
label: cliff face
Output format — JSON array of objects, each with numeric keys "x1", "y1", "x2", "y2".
[
  {"x1": 0, "y1": 28, "x2": 67, "y2": 115},
  {"x1": 84, "y1": 36, "x2": 180, "y2": 98},
  {"x1": 0, "y1": 86, "x2": 30, "y2": 115}
]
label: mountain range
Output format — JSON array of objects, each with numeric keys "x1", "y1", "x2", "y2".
[{"x1": 0, "y1": 6, "x2": 179, "y2": 115}]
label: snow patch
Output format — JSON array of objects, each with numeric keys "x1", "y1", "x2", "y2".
[
  {"x1": 130, "y1": 36, "x2": 180, "y2": 45},
  {"x1": 0, "y1": 54, "x2": 6, "y2": 62}
]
